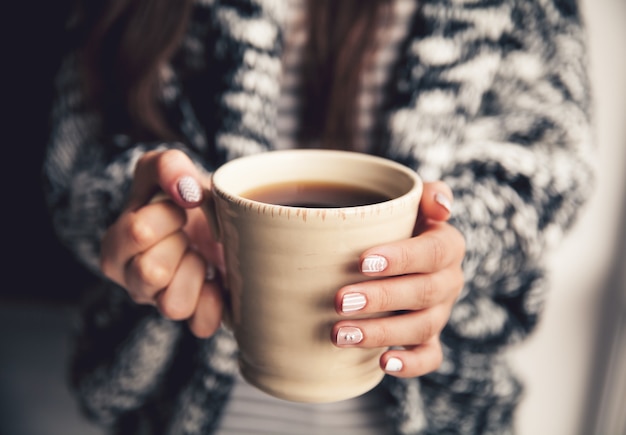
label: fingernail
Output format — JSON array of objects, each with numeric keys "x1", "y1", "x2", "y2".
[
  {"x1": 337, "y1": 327, "x2": 363, "y2": 345},
  {"x1": 361, "y1": 255, "x2": 387, "y2": 273},
  {"x1": 385, "y1": 357, "x2": 403, "y2": 372},
  {"x1": 342, "y1": 293, "x2": 367, "y2": 313},
  {"x1": 434, "y1": 192, "x2": 452, "y2": 214},
  {"x1": 177, "y1": 176, "x2": 202, "y2": 203}
]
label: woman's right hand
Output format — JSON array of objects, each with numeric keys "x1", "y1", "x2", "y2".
[{"x1": 100, "y1": 149, "x2": 224, "y2": 338}]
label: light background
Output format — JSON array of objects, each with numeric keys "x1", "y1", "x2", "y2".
[{"x1": 510, "y1": 0, "x2": 626, "y2": 433}]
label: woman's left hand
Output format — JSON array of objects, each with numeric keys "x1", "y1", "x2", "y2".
[{"x1": 333, "y1": 181, "x2": 466, "y2": 378}]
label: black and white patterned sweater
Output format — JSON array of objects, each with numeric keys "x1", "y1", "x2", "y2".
[{"x1": 44, "y1": 0, "x2": 594, "y2": 434}]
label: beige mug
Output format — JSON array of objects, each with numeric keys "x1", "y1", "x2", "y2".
[{"x1": 205, "y1": 149, "x2": 423, "y2": 403}]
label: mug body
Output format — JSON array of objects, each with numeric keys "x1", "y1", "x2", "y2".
[{"x1": 211, "y1": 150, "x2": 422, "y2": 402}]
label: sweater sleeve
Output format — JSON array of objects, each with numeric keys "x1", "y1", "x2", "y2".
[
  {"x1": 389, "y1": 0, "x2": 595, "y2": 352},
  {"x1": 43, "y1": 53, "x2": 212, "y2": 276},
  {"x1": 44, "y1": 51, "x2": 216, "y2": 427}
]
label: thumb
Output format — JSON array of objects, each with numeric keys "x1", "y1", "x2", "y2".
[
  {"x1": 127, "y1": 149, "x2": 207, "y2": 210},
  {"x1": 418, "y1": 181, "x2": 454, "y2": 222}
]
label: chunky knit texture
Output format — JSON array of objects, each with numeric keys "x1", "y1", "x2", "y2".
[{"x1": 44, "y1": 0, "x2": 594, "y2": 434}]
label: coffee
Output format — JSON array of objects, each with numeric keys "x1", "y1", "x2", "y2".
[{"x1": 241, "y1": 181, "x2": 391, "y2": 208}]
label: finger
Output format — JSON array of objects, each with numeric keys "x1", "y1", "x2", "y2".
[
  {"x1": 336, "y1": 267, "x2": 464, "y2": 315},
  {"x1": 155, "y1": 250, "x2": 206, "y2": 321},
  {"x1": 188, "y1": 280, "x2": 224, "y2": 338},
  {"x1": 100, "y1": 201, "x2": 187, "y2": 284},
  {"x1": 128, "y1": 149, "x2": 206, "y2": 211},
  {"x1": 124, "y1": 230, "x2": 189, "y2": 304},
  {"x1": 333, "y1": 307, "x2": 449, "y2": 349},
  {"x1": 360, "y1": 222, "x2": 465, "y2": 276},
  {"x1": 418, "y1": 181, "x2": 453, "y2": 222},
  {"x1": 380, "y1": 337, "x2": 443, "y2": 378},
  {"x1": 183, "y1": 206, "x2": 224, "y2": 268}
]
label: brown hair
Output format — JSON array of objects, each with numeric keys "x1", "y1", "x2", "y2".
[
  {"x1": 300, "y1": 0, "x2": 391, "y2": 150},
  {"x1": 78, "y1": 0, "x2": 390, "y2": 148},
  {"x1": 78, "y1": 0, "x2": 194, "y2": 140}
]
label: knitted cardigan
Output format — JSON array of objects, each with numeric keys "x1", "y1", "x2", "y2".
[{"x1": 44, "y1": 0, "x2": 594, "y2": 434}]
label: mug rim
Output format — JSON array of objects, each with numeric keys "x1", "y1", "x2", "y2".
[{"x1": 211, "y1": 149, "x2": 422, "y2": 215}]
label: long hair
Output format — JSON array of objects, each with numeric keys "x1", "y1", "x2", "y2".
[
  {"x1": 300, "y1": 0, "x2": 391, "y2": 149},
  {"x1": 77, "y1": 0, "x2": 194, "y2": 140},
  {"x1": 78, "y1": 0, "x2": 390, "y2": 148}
]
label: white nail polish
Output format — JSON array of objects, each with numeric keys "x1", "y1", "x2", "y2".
[
  {"x1": 361, "y1": 255, "x2": 387, "y2": 273},
  {"x1": 337, "y1": 327, "x2": 363, "y2": 345},
  {"x1": 342, "y1": 293, "x2": 366, "y2": 313},
  {"x1": 434, "y1": 192, "x2": 452, "y2": 213},
  {"x1": 385, "y1": 357, "x2": 403, "y2": 372},
  {"x1": 177, "y1": 176, "x2": 202, "y2": 203}
]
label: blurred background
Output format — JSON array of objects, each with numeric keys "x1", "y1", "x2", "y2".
[
  {"x1": 510, "y1": 1, "x2": 626, "y2": 433},
  {"x1": 2, "y1": 1, "x2": 624, "y2": 434}
]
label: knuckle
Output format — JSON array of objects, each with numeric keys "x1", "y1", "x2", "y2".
[
  {"x1": 399, "y1": 246, "x2": 412, "y2": 273},
  {"x1": 420, "y1": 275, "x2": 436, "y2": 308},
  {"x1": 157, "y1": 149, "x2": 188, "y2": 175},
  {"x1": 375, "y1": 282, "x2": 396, "y2": 311},
  {"x1": 427, "y1": 235, "x2": 445, "y2": 269},
  {"x1": 369, "y1": 323, "x2": 392, "y2": 347},
  {"x1": 127, "y1": 214, "x2": 156, "y2": 248},
  {"x1": 131, "y1": 255, "x2": 171, "y2": 289}
]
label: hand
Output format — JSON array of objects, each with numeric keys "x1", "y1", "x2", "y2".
[
  {"x1": 332, "y1": 181, "x2": 466, "y2": 378},
  {"x1": 100, "y1": 149, "x2": 224, "y2": 338}
]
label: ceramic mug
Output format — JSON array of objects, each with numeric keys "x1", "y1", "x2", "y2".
[{"x1": 205, "y1": 149, "x2": 423, "y2": 403}]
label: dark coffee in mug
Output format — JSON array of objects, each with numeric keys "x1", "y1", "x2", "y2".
[{"x1": 241, "y1": 181, "x2": 392, "y2": 208}]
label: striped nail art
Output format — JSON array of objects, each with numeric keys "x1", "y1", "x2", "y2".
[
  {"x1": 342, "y1": 293, "x2": 366, "y2": 313},
  {"x1": 177, "y1": 176, "x2": 202, "y2": 203},
  {"x1": 361, "y1": 255, "x2": 388, "y2": 273}
]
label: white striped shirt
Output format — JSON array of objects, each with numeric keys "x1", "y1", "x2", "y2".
[{"x1": 274, "y1": 0, "x2": 417, "y2": 152}]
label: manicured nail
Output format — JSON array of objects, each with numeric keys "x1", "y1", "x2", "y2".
[
  {"x1": 434, "y1": 192, "x2": 452, "y2": 214},
  {"x1": 337, "y1": 327, "x2": 363, "y2": 345},
  {"x1": 361, "y1": 255, "x2": 387, "y2": 273},
  {"x1": 177, "y1": 176, "x2": 202, "y2": 203},
  {"x1": 385, "y1": 357, "x2": 403, "y2": 372},
  {"x1": 342, "y1": 293, "x2": 367, "y2": 313}
]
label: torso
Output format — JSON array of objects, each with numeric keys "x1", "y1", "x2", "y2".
[{"x1": 216, "y1": 1, "x2": 417, "y2": 432}]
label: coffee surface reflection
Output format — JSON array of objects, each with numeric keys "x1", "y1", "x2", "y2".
[{"x1": 242, "y1": 181, "x2": 391, "y2": 208}]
